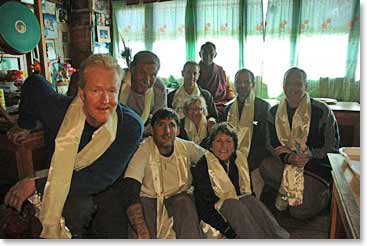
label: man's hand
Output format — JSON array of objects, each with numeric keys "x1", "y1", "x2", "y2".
[
  {"x1": 207, "y1": 118, "x2": 216, "y2": 134},
  {"x1": 274, "y1": 145, "x2": 292, "y2": 155},
  {"x1": 126, "y1": 203, "x2": 150, "y2": 239},
  {"x1": 287, "y1": 152, "x2": 309, "y2": 168},
  {"x1": 4, "y1": 178, "x2": 36, "y2": 211},
  {"x1": 7, "y1": 126, "x2": 31, "y2": 145}
]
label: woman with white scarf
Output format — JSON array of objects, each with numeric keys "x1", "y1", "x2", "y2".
[
  {"x1": 191, "y1": 123, "x2": 289, "y2": 239},
  {"x1": 178, "y1": 96, "x2": 214, "y2": 148}
]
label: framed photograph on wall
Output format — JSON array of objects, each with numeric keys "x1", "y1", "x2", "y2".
[
  {"x1": 44, "y1": 14, "x2": 58, "y2": 39},
  {"x1": 105, "y1": 14, "x2": 110, "y2": 26},
  {"x1": 96, "y1": 26, "x2": 111, "y2": 43},
  {"x1": 46, "y1": 40, "x2": 56, "y2": 60},
  {"x1": 95, "y1": 13, "x2": 105, "y2": 26},
  {"x1": 92, "y1": 0, "x2": 109, "y2": 13}
]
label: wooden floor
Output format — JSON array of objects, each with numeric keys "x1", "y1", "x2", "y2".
[{"x1": 260, "y1": 185, "x2": 331, "y2": 239}]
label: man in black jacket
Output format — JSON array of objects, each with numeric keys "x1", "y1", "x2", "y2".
[{"x1": 260, "y1": 67, "x2": 339, "y2": 219}]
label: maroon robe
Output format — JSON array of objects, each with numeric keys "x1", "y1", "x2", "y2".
[{"x1": 197, "y1": 62, "x2": 233, "y2": 121}]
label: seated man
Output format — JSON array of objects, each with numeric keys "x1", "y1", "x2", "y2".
[
  {"x1": 119, "y1": 50, "x2": 167, "y2": 129},
  {"x1": 196, "y1": 42, "x2": 235, "y2": 120},
  {"x1": 260, "y1": 67, "x2": 340, "y2": 220},
  {"x1": 167, "y1": 61, "x2": 218, "y2": 121},
  {"x1": 119, "y1": 108, "x2": 206, "y2": 239},
  {"x1": 5, "y1": 54, "x2": 143, "y2": 238},
  {"x1": 224, "y1": 68, "x2": 271, "y2": 172}
]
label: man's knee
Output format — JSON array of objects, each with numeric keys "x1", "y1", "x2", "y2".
[
  {"x1": 165, "y1": 193, "x2": 202, "y2": 238},
  {"x1": 221, "y1": 199, "x2": 242, "y2": 214},
  {"x1": 259, "y1": 157, "x2": 283, "y2": 188},
  {"x1": 165, "y1": 193, "x2": 195, "y2": 214},
  {"x1": 289, "y1": 179, "x2": 331, "y2": 220},
  {"x1": 63, "y1": 195, "x2": 97, "y2": 238}
]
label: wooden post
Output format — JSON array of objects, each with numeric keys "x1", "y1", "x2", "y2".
[{"x1": 32, "y1": 0, "x2": 48, "y2": 79}]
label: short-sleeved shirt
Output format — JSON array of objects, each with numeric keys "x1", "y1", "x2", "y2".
[{"x1": 124, "y1": 137, "x2": 206, "y2": 198}]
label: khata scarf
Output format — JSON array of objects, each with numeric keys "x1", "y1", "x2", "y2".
[
  {"x1": 39, "y1": 96, "x2": 118, "y2": 238},
  {"x1": 172, "y1": 83, "x2": 201, "y2": 119},
  {"x1": 227, "y1": 90, "x2": 255, "y2": 158},
  {"x1": 205, "y1": 151, "x2": 251, "y2": 210},
  {"x1": 146, "y1": 137, "x2": 190, "y2": 238},
  {"x1": 184, "y1": 115, "x2": 207, "y2": 145},
  {"x1": 119, "y1": 70, "x2": 153, "y2": 123},
  {"x1": 275, "y1": 93, "x2": 311, "y2": 206}
]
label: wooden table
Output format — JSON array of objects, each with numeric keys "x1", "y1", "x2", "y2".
[
  {"x1": 0, "y1": 130, "x2": 45, "y2": 179},
  {"x1": 329, "y1": 102, "x2": 360, "y2": 147},
  {"x1": 328, "y1": 153, "x2": 360, "y2": 239}
]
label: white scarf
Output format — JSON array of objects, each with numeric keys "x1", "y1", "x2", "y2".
[
  {"x1": 227, "y1": 91, "x2": 255, "y2": 157},
  {"x1": 172, "y1": 83, "x2": 201, "y2": 119},
  {"x1": 184, "y1": 115, "x2": 207, "y2": 144},
  {"x1": 146, "y1": 137, "x2": 190, "y2": 238},
  {"x1": 39, "y1": 96, "x2": 118, "y2": 238},
  {"x1": 275, "y1": 93, "x2": 311, "y2": 206},
  {"x1": 205, "y1": 151, "x2": 252, "y2": 210},
  {"x1": 119, "y1": 70, "x2": 154, "y2": 123}
]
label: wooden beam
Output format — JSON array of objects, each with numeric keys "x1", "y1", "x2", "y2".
[{"x1": 33, "y1": 0, "x2": 48, "y2": 79}]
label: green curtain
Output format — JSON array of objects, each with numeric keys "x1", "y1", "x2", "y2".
[
  {"x1": 112, "y1": 0, "x2": 186, "y2": 78},
  {"x1": 112, "y1": 0, "x2": 360, "y2": 101},
  {"x1": 263, "y1": 0, "x2": 360, "y2": 101},
  {"x1": 185, "y1": 0, "x2": 197, "y2": 60}
]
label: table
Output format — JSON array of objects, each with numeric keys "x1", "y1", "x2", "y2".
[
  {"x1": 327, "y1": 153, "x2": 360, "y2": 239},
  {"x1": 0, "y1": 130, "x2": 45, "y2": 179},
  {"x1": 329, "y1": 102, "x2": 360, "y2": 147}
]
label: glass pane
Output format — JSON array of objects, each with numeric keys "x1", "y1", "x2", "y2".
[{"x1": 0, "y1": 57, "x2": 20, "y2": 70}]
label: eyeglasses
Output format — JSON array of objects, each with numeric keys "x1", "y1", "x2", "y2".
[{"x1": 188, "y1": 108, "x2": 203, "y2": 113}]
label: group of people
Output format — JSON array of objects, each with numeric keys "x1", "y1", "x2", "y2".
[{"x1": 3, "y1": 41, "x2": 340, "y2": 239}]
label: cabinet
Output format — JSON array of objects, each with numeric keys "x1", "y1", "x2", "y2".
[
  {"x1": 329, "y1": 102, "x2": 360, "y2": 147},
  {"x1": 328, "y1": 153, "x2": 360, "y2": 239}
]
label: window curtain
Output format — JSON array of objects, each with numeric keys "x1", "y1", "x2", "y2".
[
  {"x1": 112, "y1": 0, "x2": 186, "y2": 79},
  {"x1": 112, "y1": 0, "x2": 360, "y2": 102},
  {"x1": 195, "y1": 0, "x2": 264, "y2": 81},
  {"x1": 263, "y1": 0, "x2": 360, "y2": 101}
]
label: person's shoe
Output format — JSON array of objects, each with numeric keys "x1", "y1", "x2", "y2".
[{"x1": 275, "y1": 193, "x2": 288, "y2": 211}]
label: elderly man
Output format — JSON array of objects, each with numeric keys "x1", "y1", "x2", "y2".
[
  {"x1": 5, "y1": 54, "x2": 143, "y2": 238},
  {"x1": 167, "y1": 61, "x2": 218, "y2": 121},
  {"x1": 196, "y1": 42, "x2": 235, "y2": 120},
  {"x1": 260, "y1": 67, "x2": 339, "y2": 220},
  {"x1": 119, "y1": 50, "x2": 167, "y2": 129},
  {"x1": 119, "y1": 108, "x2": 206, "y2": 239},
  {"x1": 224, "y1": 69, "x2": 271, "y2": 172}
]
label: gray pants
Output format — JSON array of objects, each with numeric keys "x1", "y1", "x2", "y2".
[
  {"x1": 220, "y1": 196, "x2": 289, "y2": 239},
  {"x1": 259, "y1": 156, "x2": 330, "y2": 220},
  {"x1": 139, "y1": 192, "x2": 203, "y2": 239}
]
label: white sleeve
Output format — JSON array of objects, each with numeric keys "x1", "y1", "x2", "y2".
[
  {"x1": 124, "y1": 144, "x2": 148, "y2": 183},
  {"x1": 188, "y1": 142, "x2": 207, "y2": 164}
]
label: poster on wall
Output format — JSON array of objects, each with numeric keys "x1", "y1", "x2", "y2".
[
  {"x1": 57, "y1": 7, "x2": 68, "y2": 23},
  {"x1": 95, "y1": 13, "x2": 105, "y2": 26},
  {"x1": 46, "y1": 40, "x2": 56, "y2": 60},
  {"x1": 44, "y1": 14, "x2": 58, "y2": 39},
  {"x1": 96, "y1": 26, "x2": 111, "y2": 43},
  {"x1": 92, "y1": 0, "x2": 110, "y2": 13},
  {"x1": 43, "y1": 1, "x2": 56, "y2": 15}
]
